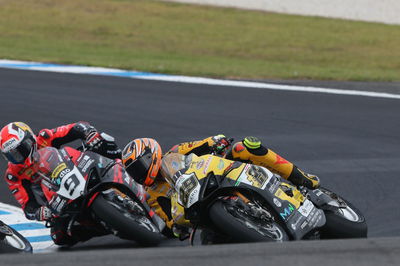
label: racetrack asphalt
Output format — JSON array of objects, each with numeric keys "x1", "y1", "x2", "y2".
[{"x1": 0, "y1": 68, "x2": 399, "y2": 263}]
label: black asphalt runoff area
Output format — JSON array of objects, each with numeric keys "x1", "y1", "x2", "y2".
[{"x1": 0, "y1": 68, "x2": 399, "y2": 263}]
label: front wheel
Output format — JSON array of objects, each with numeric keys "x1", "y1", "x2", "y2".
[
  {"x1": 91, "y1": 193, "x2": 162, "y2": 246},
  {"x1": 209, "y1": 198, "x2": 289, "y2": 243},
  {"x1": 0, "y1": 222, "x2": 32, "y2": 253},
  {"x1": 318, "y1": 188, "x2": 368, "y2": 239}
]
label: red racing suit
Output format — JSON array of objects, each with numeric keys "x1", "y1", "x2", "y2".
[{"x1": 4, "y1": 122, "x2": 101, "y2": 220}]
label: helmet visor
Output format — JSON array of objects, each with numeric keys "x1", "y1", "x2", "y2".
[
  {"x1": 125, "y1": 149, "x2": 152, "y2": 184},
  {"x1": 2, "y1": 137, "x2": 34, "y2": 164}
]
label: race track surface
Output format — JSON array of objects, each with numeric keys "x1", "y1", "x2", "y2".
[{"x1": 0, "y1": 68, "x2": 399, "y2": 263}]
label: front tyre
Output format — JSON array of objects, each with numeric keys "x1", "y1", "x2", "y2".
[
  {"x1": 91, "y1": 194, "x2": 162, "y2": 246},
  {"x1": 0, "y1": 223, "x2": 32, "y2": 253},
  {"x1": 209, "y1": 199, "x2": 288, "y2": 243},
  {"x1": 319, "y1": 188, "x2": 367, "y2": 239}
]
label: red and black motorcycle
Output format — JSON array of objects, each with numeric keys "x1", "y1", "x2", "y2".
[{"x1": 35, "y1": 145, "x2": 165, "y2": 246}]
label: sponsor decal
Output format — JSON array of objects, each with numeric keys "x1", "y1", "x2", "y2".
[
  {"x1": 2, "y1": 138, "x2": 18, "y2": 152},
  {"x1": 274, "y1": 154, "x2": 289, "y2": 165},
  {"x1": 234, "y1": 143, "x2": 245, "y2": 153},
  {"x1": 196, "y1": 159, "x2": 204, "y2": 170},
  {"x1": 82, "y1": 159, "x2": 95, "y2": 172},
  {"x1": 78, "y1": 155, "x2": 90, "y2": 168},
  {"x1": 217, "y1": 159, "x2": 225, "y2": 170},
  {"x1": 301, "y1": 220, "x2": 308, "y2": 229},
  {"x1": 280, "y1": 203, "x2": 295, "y2": 220},
  {"x1": 11, "y1": 188, "x2": 18, "y2": 194},
  {"x1": 58, "y1": 168, "x2": 71, "y2": 179},
  {"x1": 273, "y1": 198, "x2": 282, "y2": 207},
  {"x1": 202, "y1": 157, "x2": 213, "y2": 175},
  {"x1": 51, "y1": 163, "x2": 67, "y2": 178}
]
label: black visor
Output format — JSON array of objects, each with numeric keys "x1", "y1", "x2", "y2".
[
  {"x1": 125, "y1": 149, "x2": 153, "y2": 184},
  {"x1": 2, "y1": 136, "x2": 35, "y2": 165}
]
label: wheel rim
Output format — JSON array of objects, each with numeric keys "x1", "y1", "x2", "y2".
[
  {"x1": 109, "y1": 201, "x2": 159, "y2": 233},
  {"x1": 3, "y1": 234, "x2": 28, "y2": 251},
  {"x1": 224, "y1": 201, "x2": 285, "y2": 241},
  {"x1": 323, "y1": 189, "x2": 363, "y2": 222},
  {"x1": 336, "y1": 205, "x2": 362, "y2": 222}
]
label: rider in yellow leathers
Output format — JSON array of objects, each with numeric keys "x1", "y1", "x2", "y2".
[{"x1": 121, "y1": 135, "x2": 320, "y2": 240}]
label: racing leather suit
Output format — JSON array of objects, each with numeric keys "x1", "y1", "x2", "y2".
[
  {"x1": 146, "y1": 135, "x2": 320, "y2": 233},
  {"x1": 4, "y1": 122, "x2": 117, "y2": 245}
]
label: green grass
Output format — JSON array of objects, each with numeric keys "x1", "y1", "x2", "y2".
[{"x1": 0, "y1": 0, "x2": 399, "y2": 81}]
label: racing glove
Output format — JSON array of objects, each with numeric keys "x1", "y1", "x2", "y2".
[
  {"x1": 211, "y1": 134, "x2": 233, "y2": 156},
  {"x1": 35, "y1": 206, "x2": 52, "y2": 221},
  {"x1": 86, "y1": 132, "x2": 122, "y2": 159}
]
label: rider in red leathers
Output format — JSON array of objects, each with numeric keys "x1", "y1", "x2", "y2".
[{"x1": 0, "y1": 121, "x2": 121, "y2": 246}]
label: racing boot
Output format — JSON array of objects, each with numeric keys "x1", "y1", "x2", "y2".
[{"x1": 225, "y1": 136, "x2": 320, "y2": 189}]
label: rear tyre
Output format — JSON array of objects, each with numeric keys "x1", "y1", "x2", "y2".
[
  {"x1": 209, "y1": 199, "x2": 289, "y2": 243},
  {"x1": 319, "y1": 188, "x2": 367, "y2": 239},
  {"x1": 91, "y1": 194, "x2": 162, "y2": 246}
]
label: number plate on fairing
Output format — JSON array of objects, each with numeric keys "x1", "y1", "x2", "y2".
[
  {"x1": 175, "y1": 173, "x2": 201, "y2": 208},
  {"x1": 298, "y1": 199, "x2": 314, "y2": 218},
  {"x1": 56, "y1": 166, "x2": 86, "y2": 200}
]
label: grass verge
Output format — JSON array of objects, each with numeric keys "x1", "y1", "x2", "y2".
[{"x1": 0, "y1": 0, "x2": 399, "y2": 81}]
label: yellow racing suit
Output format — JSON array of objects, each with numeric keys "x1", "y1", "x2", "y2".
[{"x1": 145, "y1": 135, "x2": 320, "y2": 232}]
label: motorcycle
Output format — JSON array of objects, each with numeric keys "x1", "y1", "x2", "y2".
[
  {"x1": 160, "y1": 152, "x2": 367, "y2": 244},
  {"x1": 0, "y1": 220, "x2": 32, "y2": 253},
  {"x1": 34, "y1": 145, "x2": 165, "y2": 246}
]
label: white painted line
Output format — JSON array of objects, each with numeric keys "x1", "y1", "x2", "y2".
[{"x1": 0, "y1": 59, "x2": 399, "y2": 100}]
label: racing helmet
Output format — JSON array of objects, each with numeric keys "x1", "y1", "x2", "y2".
[
  {"x1": 122, "y1": 138, "x2": 162, "y2": 186},
  {"x1": 0, "y1": 122, "x2": 37, "y2": 166}
]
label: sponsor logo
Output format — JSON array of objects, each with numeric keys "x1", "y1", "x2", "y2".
[
  {"x1": 196, "y1": 159, "x2": 204, "y2": 170},
  {"x1": 274, "y1": 154, "x2": 289, "y2": 165},
  {"x1": 82, "y1": 159, "x2": 94, "y2": 172},
  {"x1": 273, "y1": 198, "x2": 282, "y2": 207},
  {"x1": 51, "y1": 163, "x2": 67, "y2": 178},
  {"x1": 59, "y1": 168, "x2": 71, "y2": 179},
  {"x1": 202, "y1": 157, "x2": 213, "y2": 175},
  {"x1": 78, "y1": 155, "x2": 90, "y2": 168},
  {"x1": 280, "y1": 203, "x2": 295, "y2": 220},
  {"x1": 234, "y1": 143, "x2": 245, "y2": 153},
  {"x1": 217, "y1": 159, "x2": 225, "y2": 170},
  {"x1": 301, "y1": 221, "x2": 308, "y2": 229},
  {"x1": 2, "y1": 138, "x2": 18, "y2": 152}
]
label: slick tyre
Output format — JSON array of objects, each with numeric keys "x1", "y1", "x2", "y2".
[
  {"x1": 320, "y1": 189, "x2": 368, "y2": 239},
  {"x1": 91, "y1": 194, "x2": 162, "y2": 246},
  {"x1": 0, "y1": 225, "x2": 32, "y2": 253},
  {"x1": 209, "y1": 200, "x2": 288, "y2": 243}
]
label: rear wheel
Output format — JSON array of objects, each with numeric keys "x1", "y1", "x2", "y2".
[
  {"x1": 319, "y1": 188, "x2": 367, "y2": 239},
  {"x1": 0, "y1": 222, "x2": 32, "y2": 253},
  {"x1": 209, "y1": 197, "x2": 288, "y2": 243},
  {"x1": 91, "y1": 193, "x2": 162, "y2": 246}
]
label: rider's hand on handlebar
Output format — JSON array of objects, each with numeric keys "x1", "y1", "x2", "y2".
[
  {"x1": 85, "y1": 132, "x2": 122, "y2": 159},
  {"x1": 35, "y1": 206, "x2": 52, "y2": 221},
  {"x1": 211, "y1": 134, "x2": 233, "y2": 156}
]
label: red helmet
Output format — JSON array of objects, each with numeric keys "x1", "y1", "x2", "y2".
[
  {"x1": 0, "y1": 122, "x2": 37, "y2": 166},
  {"x1": 122, "y1": 138, "x2": 162, "y2": 186}
]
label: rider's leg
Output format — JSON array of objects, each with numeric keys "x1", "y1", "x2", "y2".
[{"x1": 225, "y1": 136, "x2": 320, "y2": 189}]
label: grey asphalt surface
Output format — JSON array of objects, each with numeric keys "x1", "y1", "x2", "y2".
[{"x1": 0, "y1": 68, "x2": 399, "y2": 263}]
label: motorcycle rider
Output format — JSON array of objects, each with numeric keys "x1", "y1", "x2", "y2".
[
  {"x1": 121, "y1": 135, "x2": 320, "y2": 239},
  {"x1": 0, "y1": 121, "x2": 121, "y2": 246}
]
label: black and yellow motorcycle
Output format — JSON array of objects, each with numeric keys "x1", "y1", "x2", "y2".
[{"x1": 161, "y1": 153, "x2": 367, "y2": 243}]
